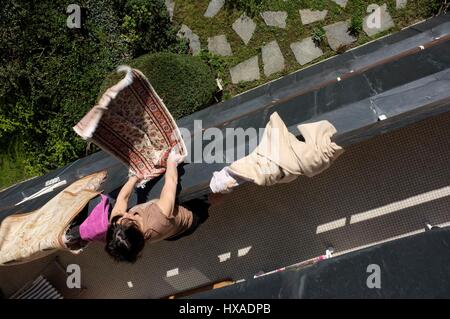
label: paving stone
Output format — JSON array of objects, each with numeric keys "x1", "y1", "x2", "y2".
[
  {"x1": 324, "y1": 20, "x2": 357, "y2": 51},
  {"x1": 208, "y1": 35, "x2": 233, "y2": 56},
  {"x1": 299, "y1": 9, "x2": 328, "y2": 25},
  {"x1": 261, "y1": 11, "x2": 288, "y2": 29},
  {"x1": 290, "y1": 37, "x2": 324, "y2": 65},
  {"x1": 230, "y1": 56, "x2": 260, "y2": 84},
  {"x1": 177, "y1": 24, "x2": 201, "y2": 55},
  {"x1": 165, "y1": 0, "x2": 175, "y2": 21},
  {"x1": 262, "y1": 40, "x2": 285, "y2": 77},
  {"x1": 331, "y1": 0, "x2": 349, "y2": 8},
  {"x1": 232, "y1": 14, "x2": 257, "y2": 45},
  {"x1": 204, "y1": 0, "x2": 225, "y2": 18},
  {"x1": 396, "y1": 0, "x2": 408, "y2": 9},
  {"x1": 363, "y1": 4, "x2": 395, "y2": 37}
]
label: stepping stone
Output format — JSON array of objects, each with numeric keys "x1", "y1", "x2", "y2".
[
  {"x1": 299, "y1": 9, "x2": 328, "y2": 25},
  {"x1": 331, "y1": 0, "x2": 348, "y2": 8},
  {"x1": 165, "y1": 0, "x2": 175, "y2": 21},
  {"x1": 363, "y1": 4, "x2": 395, "y2": 37},
  {"x1": 204, "y1": 0, "x2": 225, "y2": 18},
  {"x1": 290, "y1": 37, "x2": 324, "y2": 65},
  {"x1": 262, "y1": 40, "x2": 285, "y2": 77},
  {"x1": 177, "y1": 24, "x2": 201, "y2": 55},
  {"x1": 232, "y1": 14, "x2": 256, "y2": 45},
  {"x1": 396, "y1": 0, "x2": 408, "y2": 9},
  {"x1": 208, "y1": 35, "x2": 233, "y2": 56},
  {"x1": 261, "y1": 11, "x2": 288, "y2": 29},
  {"x1": 324, "y1": 21, "x2": 357, "y2": 51},
  {"x1": 230, "y1": 56, "x2": 260, "y2": 84}
]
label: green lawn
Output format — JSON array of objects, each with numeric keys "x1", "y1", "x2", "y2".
[{"x1": 174, "y1": 0, "x2": 439, "y2": 97}]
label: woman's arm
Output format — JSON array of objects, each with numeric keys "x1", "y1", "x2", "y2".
[
  {"x1": 110, "y1": 175, "x2": 140, "y2": 220},
  {"x1": 155, "y1": 148, "x2": 185, "y2": 218}
]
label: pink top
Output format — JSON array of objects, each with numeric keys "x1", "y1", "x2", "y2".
[{"x1": 79, "y1": 194, "x2": 110, "y2": 242}]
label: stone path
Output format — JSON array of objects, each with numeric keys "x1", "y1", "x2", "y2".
[
  {"x1": 299, "y1": 9, "x2": 328, "y2": 25},
  {"x1": 363, "y1": 4, "x2": 395, "y2": 37},
  {"x1": 232, "y1": 14, "x2": 256, "y2": 45},
  {"x1": 290, "y1": 37, "x2": 324, "y2": 65},
  {"x1": 262, "y1": 40, "x2": 285, "y2": 77},
  {"x1": 189, "y1": 0, "x2": 405, "y2": 83},
  {"x1": 165, "y1": 0, "x2": 175, "y2": 21},
  {"x1": 331, "y1": 0, "x2": 348, "y2": 8},
  {"x1": 230, "y1": 56, "x2": 260, "y2": 84},
  {"x1": 396, "y1": 0, "x2": 408, "y2": 9},
  {"x1": 261, "y1": 11, "x2": 288, "y2": 29},
  {"x1": 208, "y1": 35, "x2": 233, "y2": 56},
  {"x1": 204, "y1": 0, "x2": 225, "y2": 18},
  {"x1": 177, "y1": 24, "x2": 201, "y2": 55},
  {"x1": 324, "y1": 21, "x2": 357, "y2": 51}
]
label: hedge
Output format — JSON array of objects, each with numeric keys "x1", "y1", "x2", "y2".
[{"x1": 100, "y1": 52, "x2": 218, "y2": 119}]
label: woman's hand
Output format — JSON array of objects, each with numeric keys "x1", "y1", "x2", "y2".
[
  {"x1": 167, "y1": 146, "x2": 186, "y2": 167},
  {"x1": 129, "y1": 171, "x2": 144, "y2": 182}
]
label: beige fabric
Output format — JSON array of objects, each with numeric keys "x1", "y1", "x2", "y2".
[
  {"x1": 227, "y1": 112, "x2": 344, "y2": 187},
  {"x1": 0, "y1": 171, "x2": 107, "y2": 266}
]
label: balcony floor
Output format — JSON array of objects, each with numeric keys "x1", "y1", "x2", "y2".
[{"x1": 1, "y1": 112, "x2": 450, "y2": 298}]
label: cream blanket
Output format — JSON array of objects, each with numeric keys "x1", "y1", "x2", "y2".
[
  {"x1": 0, "y1": 171, "x2": 107, "y2": 266},
  {"x1": 210, "y1": 112, "x2": 344, "y2": 192}
]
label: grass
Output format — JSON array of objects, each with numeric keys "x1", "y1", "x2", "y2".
[{"x1": 174, "y1": 0, "x2": 440, "y2": 98}]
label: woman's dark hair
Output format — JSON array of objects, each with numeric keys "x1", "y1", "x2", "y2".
[{"x1": 105, "y1": 216, "x2": 145, "y2": 263}]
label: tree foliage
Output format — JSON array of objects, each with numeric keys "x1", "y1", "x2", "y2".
[{"x1": 0, "y1": 0, "x2": 188, "y2": 188}]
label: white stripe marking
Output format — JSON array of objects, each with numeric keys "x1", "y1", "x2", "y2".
[
  {"x1": 15, "y1": 180, "x2": 67, "y2": 206},
  {"x1": 316, "y1": 218, "x2": 347, "y2": 234},
  {"x1": 45, "y1": 177, "x2": 61, "y2": 187},
  {"x1": 350, "y1": 186, "x2": 450, "y2": 224},
  {"x1": 335, "y1": 220, "x2": 450, "y2": 258},
  {"x1": 127, "y1": 281, "x2": 133, "y2": 288},
  {"x1": 218, "y1": 252, "x2": 231, "y2": 262},
  {"x1": 237, "y1": 246, "x2": 252, "y2": 257},
  {"x1": 166, "y1": 268, "x2": 179, "y2": 277}
]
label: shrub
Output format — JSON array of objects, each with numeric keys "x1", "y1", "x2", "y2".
[
  {"x1": 224, "y1": 0, "x2": 268, "y2": 17},
  {"x1": 100, "y1": 53, "x2": 218, "y2": 119},
  {"x1": 0, "y1": 0, "x2": 130, "y2": 177},
  {"x1": 349, "y1": 14, "x2": 363, "y2": 36},
  {"x1": 117, "y1": 0, "x2": 188, "y2": 56},
  {"x1": 311, "y1": 26, "x2": 326, "y2": 45},
  {"x1": 198, "y1": 50, "x2": 229, "y2": 83}
]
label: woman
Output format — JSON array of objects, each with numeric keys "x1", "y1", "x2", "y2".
[{"x1": 104, "y1": 148, "x2": 210, "y2": 263}]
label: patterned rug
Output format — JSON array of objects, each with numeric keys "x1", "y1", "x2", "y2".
[{"x1": 73, "y1": 66, "x2": 187, "y2": 184}]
